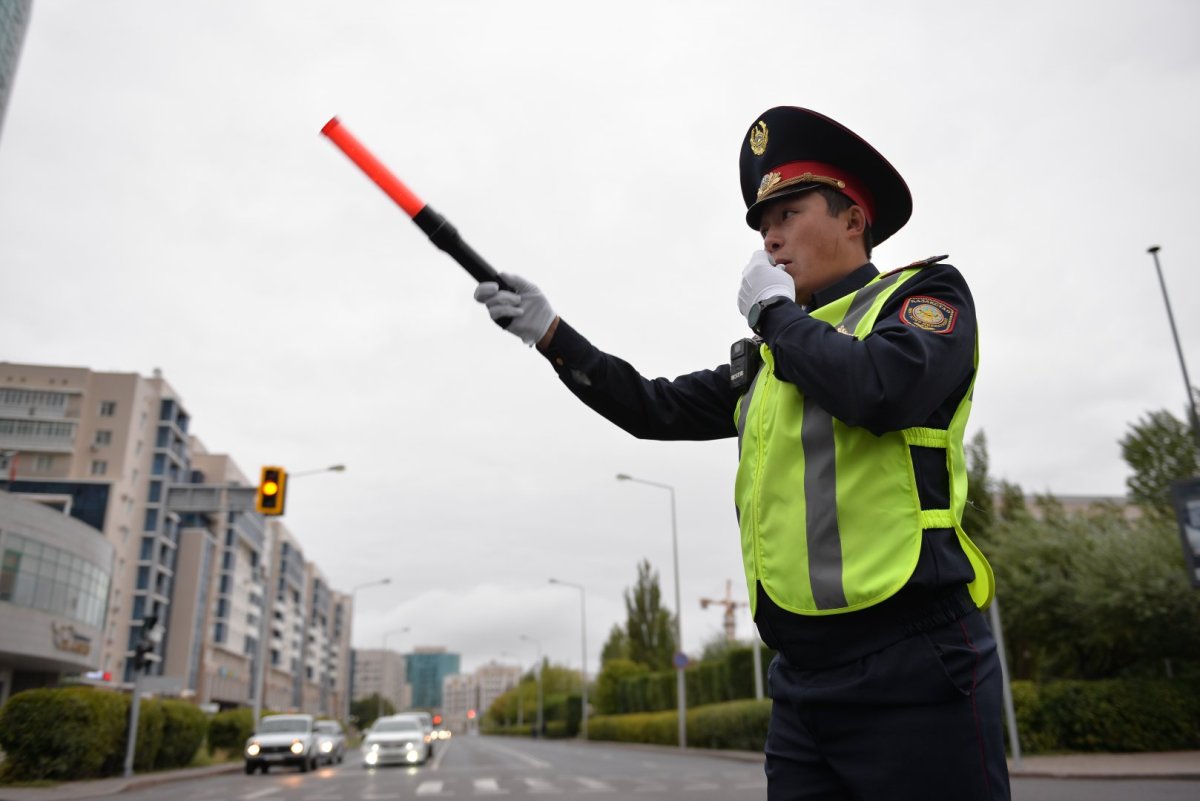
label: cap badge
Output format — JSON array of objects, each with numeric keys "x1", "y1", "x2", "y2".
[
  {"x1": 749, "y1": 121, "x2": 768, "y2": 156},
  {"x1": 757, "y1": 171, "x2": 782, "y2": 200}
]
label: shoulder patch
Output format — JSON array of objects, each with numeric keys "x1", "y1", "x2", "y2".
[{"x1": 900, "y1": 296, "x2": 958, "y2": 334}]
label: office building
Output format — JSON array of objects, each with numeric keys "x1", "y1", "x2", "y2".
[{"x1": 406, "y1": 646, "x2": 460, "y2": 711}]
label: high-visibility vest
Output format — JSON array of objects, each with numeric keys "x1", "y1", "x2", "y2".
[{"x1": 734, "y1": 267, "x2": 994, "y2": 616}]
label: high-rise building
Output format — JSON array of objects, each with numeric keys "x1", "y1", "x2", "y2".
[
  {"x1": 0, "y1": 0, "x2": 31, "y2": 139},
  {"x1": 0, "y1": 362, "x2": 352, "y2": 717},
  {"x1": 441, "y1": 660, "x2": 521, "y2": 733},
  {"x1": 352, "y1": 647, "x2": 410, "y2": 715},
  {"x1": 406, "y1": 646, "x2": 460, "y2": 711}
]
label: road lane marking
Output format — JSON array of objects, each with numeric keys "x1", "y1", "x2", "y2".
[
  {"x1": 415, "y1": 780, "x2": 445, "y2": 795},
  {"x1": 576, "y1": 777, "x2": 614, "y2": 792},
  {"x1": 242, "y1": 789, "x2": 282, "y2": 800},
  {"x1": 476, "y1": 740, "x2": 551, "y2": 769},
  {"x1": 474, "y1": 777, "x2": 508, "y2": 794},
  {"x1": 523, "y1": 777, "x2": 559, "y2": 793},
  {"x1": 430, "y1": 738, "x2": 451, "y2": 770}
]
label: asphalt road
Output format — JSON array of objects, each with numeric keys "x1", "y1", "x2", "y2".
[
  {"x1": 78, "y1": 737, "x2": 1199, "y2": 801},
  {"x1": 108, "y1": 735, "x2": 768, "y2": 800}
]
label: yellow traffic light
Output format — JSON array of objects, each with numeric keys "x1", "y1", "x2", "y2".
[{"x1": 255, "y1": 466, "x2": 288, "y2": 516}]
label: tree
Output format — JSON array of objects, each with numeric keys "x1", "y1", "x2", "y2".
[
  {"x1": 963, "y1": 430, "x2": 998, "y2": 547},
  {"x1": 599, "y1": 623, "x2": 629, "y2": 666},
  {"x1": 623, "y1": 559, "x2": 677, "y2": 671},
  {"x1": 1121, "y1": 407, "x2": 1199, "y2": 519},
  {"x1": 592, "y1": 658, "x2": 647, "y2": 715},
  {"x1": 350, "y1": 694, "x2": 394, "y2": 731}
]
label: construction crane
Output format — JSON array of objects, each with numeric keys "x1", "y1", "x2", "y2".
[{"x1": 699, "y1": 579, "x2": 748, "y2": 641}]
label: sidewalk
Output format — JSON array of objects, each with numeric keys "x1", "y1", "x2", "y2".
[
  {"x1": 0, "y1": 762, "x2": 241, "y2": 801},
  {"x1": 0, "y1": 749, "x2": 1196, "y2": 799}
]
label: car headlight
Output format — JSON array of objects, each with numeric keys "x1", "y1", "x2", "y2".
[
  {"x1": 290, "y1": 740, "x2": 305, "y2": 755},
  {"x1": 246, "y1": 742, "x2": 261, "y2": 756},
  {"x1": 365, "y1": 751, "x2": 378, "y2": 765},
  {"x1": 368, "y1": 742, "x2": 380, "y2": 752},
  {"x1": 404, "y1": 742, "x2": 414, "y2": 751},
  {"x1": 320, "y1": 741, "x2": 333, "y2": 752},
  {"x1": 406, "y1": 750, "x2": 419, "y2": 763}
]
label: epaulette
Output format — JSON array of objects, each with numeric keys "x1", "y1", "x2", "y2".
[{"x1": 878, "y1": 254, "x2": 949, "y2": 279}]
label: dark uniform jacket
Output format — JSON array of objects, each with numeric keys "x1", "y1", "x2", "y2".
[{"x1": 540, "y1": 261, "x2": 981, "y2": 668}]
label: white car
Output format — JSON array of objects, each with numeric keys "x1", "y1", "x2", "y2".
[
  {"x1": 315, "y1": 720, "x2": 346, "y2": 765},
  {"x1": 362, "y1": 718, "x2": 431, "y2": 767},
  {"x1": 244, "y1": 714, "x2": 320, "y2": 774}
]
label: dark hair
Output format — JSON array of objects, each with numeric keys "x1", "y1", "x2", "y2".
[{"x1": 816, "y1": 187, "x2": 874, "y2": 259}]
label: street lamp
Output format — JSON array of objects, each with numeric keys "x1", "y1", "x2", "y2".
[
  {"x1": 519, "y1": 634, "x2": 543, "y2": 738},
  {"x1": 549, "y1": 578, "x2": 588, "y2": 740},
  {"x1": 616, "y1": 472, "x2": 687, "y2": 749},
  {"x1": 378, "y1": 626, "x2": 410, "y2": 724},
  {"x1": 342, "y1": 577, "x2": 391, "y2": 725},
  {"x1": 289, "y1": 464, "x2": 348, "y2": 478},
  {"x1": 1148, "y1": 246, "x2": 1200, "y2": 453}
]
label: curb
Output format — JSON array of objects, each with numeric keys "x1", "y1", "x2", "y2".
[{"x1": 0, "y1": 763, "x2": 242, "y2": 801}]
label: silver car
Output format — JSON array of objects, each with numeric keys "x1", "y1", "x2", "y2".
[
  {"x1": 315, "y1": 720, "x2": 346, "y2": 765},
  {"x1": 362, "y1": 718, "x2": 431, "y2": 767}
]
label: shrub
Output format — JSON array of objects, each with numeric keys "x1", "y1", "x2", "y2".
[
  {"x1": 132, "y1": 698, "x2": 164, "y2": 772},
  {"x1": 207, "y1": 707, "x2": 255, "y2": 753},
  {"x1": 155, "y1": 699, "x2": 208, "y2": 768},
  {"x1": 0, "y1": 688, "x2": 105, "y2": 780}
]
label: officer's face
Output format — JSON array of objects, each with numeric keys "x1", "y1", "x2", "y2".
[{"x1": 758, "y1": 191, "x2": 866, "y2": 305}]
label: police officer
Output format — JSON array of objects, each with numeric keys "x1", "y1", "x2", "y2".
[{"x1": 475, "y1": 106, "x2": 1010, "y2": 801}]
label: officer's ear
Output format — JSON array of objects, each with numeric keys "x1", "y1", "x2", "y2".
[{"x1": 843, "y1": 205, "x2": 867, "y2": 237}]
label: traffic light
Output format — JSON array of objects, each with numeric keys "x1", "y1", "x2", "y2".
[
  {"x1": 133, "y1": 614, "x2": 158, "y2": 671},
  {"x1": 255, "y1": 466, "x2": 288, "y2": 516},
  {"x1": 431, "y1": 714, "x2": 442, "y2": 727}
]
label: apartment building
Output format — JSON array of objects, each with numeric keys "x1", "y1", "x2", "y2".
[
  {"x1": 441, "y1": 660, "x2": 521, "y2": 733},
  {"x1": 0, "y1": 363, "x2": 352, "y2": 717},
  {"x1": 352, "y1": 647, "x2": 411, "y2": 715}
]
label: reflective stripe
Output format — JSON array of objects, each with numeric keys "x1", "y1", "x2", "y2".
[
  {"x1": 799, "y1": 270, "x2": 906, "y2": 609},
  {"x1": 801, "y1": 396, "x2": 846, "y2": 608},
  {"x1": 840, "y1": 270, "x2": 905, "y2": 334},
  {"x1": 736, "y1": 365, "x2": 763, "y2": 457}
]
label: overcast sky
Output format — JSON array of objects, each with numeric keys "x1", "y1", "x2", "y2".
[{"x1": 2, "y1": 0, "x2": 1198, "y2": 676}]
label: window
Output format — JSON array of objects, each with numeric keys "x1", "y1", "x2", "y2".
[
  {"x1": 94, "y1": 430, "x2": 112, "y2": 446},
  {"x1": 148, "y1": 481, "x2": 162, "y2": 503},
  {"x1": 136, "y1": 566, "x2": 150, "y2": 590},
  {"x1": 139, "y1": 537, "x2": 154, "y2": 560},
  {"x1": 143, "y1": 508, "x2": 158, "y2": 532},
  {"x1": 214, "y1": 622, "x2": 226, "y2": 644},
  {"x1": 151, "y1": 454, "x2": 165, "y2": 476},
  {"x1": 34, "y1": 455, "x2": 53, "y2": 472},
  {"x1": 90, "y1": 460, "x2": 107, "y2": 476},
  {"x1": 99, "y1": 401, "x2": 116, "y2": 417}
]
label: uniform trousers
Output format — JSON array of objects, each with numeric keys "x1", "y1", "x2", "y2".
[{"x1": 764, "y1": 608, "x2": 1011, "y2": 801}]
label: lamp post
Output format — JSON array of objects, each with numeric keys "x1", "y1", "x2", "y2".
[
  {"x1": 617, "y1": 472, "x2": 687, "y2": 749},
  {"x1": 289, "y1": 463, "x2": 348, "y2": 478},
  {"x1": 1148, "y1": 246, "x2": 1200, "y2": 453},
  {"x1": 519, "y1": 634, "x2": 543, "y2": 738},
  {"x1": 549, "y1": 578, "x2": 589, "y2": 740},
  {"x1": 342, "y1": 577, "x2": 391, "y2": 726},
  {"x1": 378, "y1": 626, "x2": 410, "y2": 725}
]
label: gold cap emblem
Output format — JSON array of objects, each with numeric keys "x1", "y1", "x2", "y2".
[{"x1": 749, "y1": 120, "x2": 768, "y2": 156}]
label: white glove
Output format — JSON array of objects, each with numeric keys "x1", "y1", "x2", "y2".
[
  {"x1": 473, "y1": 272, "x2": 557, "y2": 346},
  {"x1": 737, "y1": 250, "x2": 795, "y2": 319}
]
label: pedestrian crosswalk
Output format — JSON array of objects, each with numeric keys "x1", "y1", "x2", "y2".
[{"x1": 230, "y1": 773, "x2": 765, "y2": 799}]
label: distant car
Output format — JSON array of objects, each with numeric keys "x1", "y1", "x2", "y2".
[
  {"x1": 244, "y1": 713, "x2": 320, "y2": 774},
  {"x1": 314, "y1": 720, "x2": 346, "y2": 765},
  {"x1": 381, "y1": 712, "x2": 436, "y2": 755},
  {"x1": 362, "y1": 718, "x2": 431, "y2": 767}
]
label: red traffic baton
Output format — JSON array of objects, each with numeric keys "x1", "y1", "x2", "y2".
[{"x1": 320, "y1": 117, "x2": 515, "y2": 319}]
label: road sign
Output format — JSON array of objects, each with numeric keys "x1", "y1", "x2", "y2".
[{"x1": 672, "y1": 651, "x2": 689, "y2": 670}]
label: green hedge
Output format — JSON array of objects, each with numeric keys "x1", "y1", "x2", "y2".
[
  {"x1": 0, "y1": 687, "x2": 207, "y2": 782},
  {"x1": 156, "y1": 700, "x2": 208, "y2": 769},
  {"x1": 608, "y1": 644, "x2": 773, "y2": 714},
  {"x1": 588, "y1": 698, "x2": 771, "y2": 749},
  {"x1": 207, "y1": 707, "x2": 255, "y2": 753},
  {"x1": 1012, "y1": 679, "x2": 1200, "y2": 753},
  {"x1": 589, "y1": 679, "x2": 1200, "y2": 755}
]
